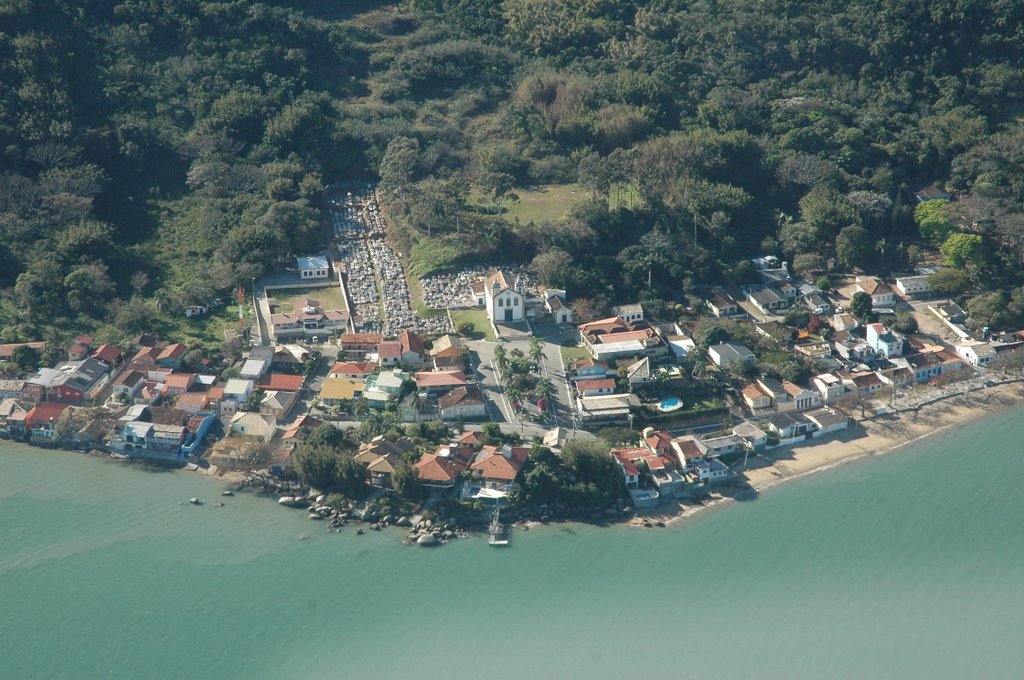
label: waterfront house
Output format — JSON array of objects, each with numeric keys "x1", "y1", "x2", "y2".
[
  {"x1": 708, "y1": 341, "x2": 756, "y2": 367},
  {"x1": 437, "y1": 386, "x2": 487, "y2": 420},
  {"x1": 955, "y1": 341, "x2": 997, "y2": 367},
  {"x1": 846, "y1": 370, "x2": 885, "y2": 396},
  {"x1": 765, "y1": 413, "x2": 816, "y2": 440},
  {"x1": 804, "y1": 408, "x2": 850, "y2": 436},
  {"x1": 229, "y1": 412, "x2": 277, "y2": 442},
  {"x1": 468, "y1": 444, "x2": 530, "y2": 497},
  {"x1": 415, "y1": 443, "x2": 473, "y2": 490},
  {"x1": 612, "y1": 451, "x2": 641, "y2": 488},
  {"x1": 0, "y1": 379, "x2": 25, "y2": 399},
  {"x1": 25, "y1": 402, "x2": 72, "y2": 441},
  {"x1": 732, "y1": 420, "x2": 768, "y2": 451},
  {"x1": 742, "y1": 382, "x2": 774, "y2": 415},
  {"x1": 112, "y1": 421, "x2": 187, "y2": 461},
  {"x1": 783, "y1": 381, "x2": 821, "y2": 411},
  {"x1": 0, "y1": 399, "x2": 27, "y2": 436},
  {"x1": 281, "y1": 414, "x2": 323, "y2": 444},
  {"x1": 297, "y1": 255, "x2": 330, "y2": 280},
  {"x1": 356, "y1": 436, "x2": 416, "y2": 464}
]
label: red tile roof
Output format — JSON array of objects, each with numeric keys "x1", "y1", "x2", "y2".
[
  {"x1": 341, "y1": 333, "x2": 383, "y2": 346},
  {"x1": 92, "y1": 344, "x2": 122, "y2": 364},
  {"x1": 612, "y1": 452, "x2": 640, "y2": 476},
  {"x1": 575, "y1": 377, "x2": 616, "y2": 392},
  {"x1": 471, "y1": 444, "x2": 529, "y2": 482},
  {"x1": 157, "y1": 343, "x2": 187, "y2": 361},
  {"x1": 164, "y1": 374, "x2": 195, "y2": 389},
  {"x1": 256, "y1": 373, "x2": 303, "y2": 392},
  {"x1": 0, "y1": 342, "x2": 45, "y2": 359},
  {"x1": 415, "y1": 370, "x2": 467, "y2": 388},
  {"x1": 377, "y1": 340, "x2": 402, "y2": 359},
  {"x1": 26, "y1": 402, "x2": 70, "y2": 425},
  {"x1": 415, "y1": 450, "x2": 468, "y2": 483},
  {"x1": 437, "y1": 386, "x2": 485, "y2": 410},
  {"x1": 330, "y1": 361, "x2": 376, "y2": 376}
]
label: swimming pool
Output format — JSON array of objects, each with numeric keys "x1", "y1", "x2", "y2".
[{"x1": 657, "y1": 397, "x2": 684, "y2": 412}]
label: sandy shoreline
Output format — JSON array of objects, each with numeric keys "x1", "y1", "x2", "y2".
[{"x1": 628, "y1": 380, "x2": 1024, "y2": 527}]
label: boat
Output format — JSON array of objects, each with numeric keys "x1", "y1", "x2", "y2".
[
  {"x1": 189, "y1": 497, "x2": 203, "y2": 505},
  {"x1": 109, "y1": 452, "x2": 129, "y2": 460},
  {"x1": 221, "y1": 490, "x2": 234, "y2": 497}
]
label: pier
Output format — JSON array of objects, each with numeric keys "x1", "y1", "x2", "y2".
[{"x1": 488, "y1": 506, "x2": 508, "y2": 546}]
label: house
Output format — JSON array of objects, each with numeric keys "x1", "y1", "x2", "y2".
[
  {"x1": 812, "y1": 373, "x2": 846, "y2": 403},
  {"x1": 0, "y1": 341, "x2": 45, "y2": 361},
  {"x1": 804, "y1": 408, "x2": 850, "y2": 435},
  {"x1": 624, "y1": 356, "x2": 650, "y2": 386},
  {"x1": 866, "y1": 323, "x2": 903, "y2": 358},
  {"x1": 415, "y1": 445, "x2": 472, "y2": 489},
  {"x1": 783, "y1": 381, "x2": 821, "y2": 410},
  {"x1": 239, "y1": 357, "x2": 270, "y2": 380},
  {"x1": 92, "y1": 344, "x2": 122, "y2": 366},
  {"x1": 742, "y1": 382, "x2": 773, "y2": 414},
  {"x1": 576, "y1": 393, "x2": 639, "y2": 422},
  {"x1": 437, "y1": 386, "x2": 487, "y2": 420},
  {"x1": 340, "y1": 333, "x2": 384, "y2": 360},
  {"x1": 575, "y1": 377, "x2": 616, "y2": 397},
  {"x1": 642, "y1": 428, "x2": 674, "y2": 456},
  {"x1": 483, "y1": 270, "x2": 526, "y2": 324},
  {"x1": 156, "y1": 343, "x2": 187, "y2": 369},
  {"x1": 700, "y1": 434, "x2": 745, "y2": 458},
  {"x1": 765, "y1": 412, "x2": 816, "y2": 439},
  {"x1": 163, "y1": 373, "x2": 196, "y2": 397},
  {"x1": 229, "y1": 412, "x2": 277, "y2": 441},
  {"x1": 175, "y1": 391, "x2": 214, "y2": 414},
  {"x1": 612, "y1": 446, "x2": 685, "y2": 498},
  {"x1": 112, "y1": 421, "x2": 188, "y2": 461},
  {"x1": 468, "y1": 444, "x2": 530, "y2": 496},
  {"x1": 131, "y1": 345, "x2": 161, "y2": 366},
  {"x1": 374, "y1": 340, "x2": 402, "y2": 367},
  {"x1": 363, "y1": 369, "x2": 409, "y2": 408},
  {"x1": 567, "y1": 357, "x2": 613, "y2": 379},
  {"x1": 707, "y1": 342, "x2": 756, "y2": 367},
  {"x1": 578, "y1": 317, "x2": 668, "y2": 362},
  {"x1": 955, "y1": 341, "x2": 997, "y2": 367},
  {"x1": 430, "y1": 334, "x2": 467, "y2": 370},
  {"x1": 318, "y1": 378, "x2": 364, "y2": 407},
  {"x1": 855, "y1": 277, "x2": 895, "y2": 307},
  {"x1": 270, "y1": 302, "x2": 349, "y2": 342},
  {"x1": 670, "y1": 435, "x2": 708, "y2": 472},
  {"x1": 40, "y1": 358, "x2": 112, "y2": 404},
  {"x1": 329, "y1": 361, "x2": 376, "y2": 379},
  {"x1": 746, "y1": 285, "x2": 790, "y2": 315},
  {"x1": 0, "y1": 399, "x2": 27, "y2": 436},
  {"x1": 895, "y1": 274, "x2": 932, "y2": 298},
  {"x1": 805, "y1": 293, "x2": 832, "y2": 315},
  {"x1": 399, "y1": 330, "x2": 426, "y2": 368},
  {"x1": 833, "y1": 337, "x2": 875, "y2": 362},
  {"x1": 356, "y1": 436, "x2": 416, "y2": 464},
  {"x1": 732, "y1": 420, "x2": 768, "y2": 451},
  {"x1": 706, "y1": 289, "x2": 739, "y2": 317},
  {"x1": 0, "y1": 379, "x2": 25, "y2": 399},
  {"x1": 544, "y1": 290, "x2": 573, "y2": 324},
  {"x1": 25, "y1": 402, "x2": 72, "y2": 441},
  {"x1": 846, "y1": 370, "x2": 885, "y2": 396},
  {"x1": 223, "y1": 379, "x2": 254, "y2": 403},
  {"x1": 365, "y1": 453, "x2": 404, "y2": 489},
  {"x1": 905, "y1": 350, "x2": 963, "y2": 382},
  {"x1": 260, "y1": 390, "x2": 298, "y2": 419},
  {"x1": 914, "y1": 185, "x2": 951, "y2": 203},
  {"x1": 297, "y1": 255, "x2": 330, "y2": 280},
  {"x1": 256, "y1": 373, "x2": 304, "y2": 393},
  {"x1": 611, "y1": 303, "x2": 644, "y2": 323},
  {"x1": 272, "y1": 344, "x2": 310, "y2": 371},
  {"x1": 612, "y1": 451, "x2": 641, "y2": 488},
  {"x1": 934, "y1": 302, "x2": 967, "y2": 324},
  {"x1": 832, "y1": 313, "x2": 860, "y2": 332},
  {"x1": 414, "y1": 370, "x2": 467, "y2": 395},
  {"x1": 67, "y1": 340, "x2": 91, "y2": 361}
]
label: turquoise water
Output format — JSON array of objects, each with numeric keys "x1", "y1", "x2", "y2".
[
  {"x1": 4, "y1": 410, "x2": 1024, "y2": 679},
  {"x1": 659, "y1": 396, "x2": 682, "y2": 410}
]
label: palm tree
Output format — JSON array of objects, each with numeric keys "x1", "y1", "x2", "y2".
[
  {"x1": 533, "y1": 378, "x2": 554, "y2": 408},
  {"x1": 409, "y1": 390, "x2": 425, "y2": 424},
  {"x1": 494, "y1": 344, "x2": 508, "y2": 375},
  {"x1": 528, "y1": 336, "x2": 544, "y2": 368},
  {"x1": 504, "y1": 383, "x2": 523, "y2": 414},
  {"x1": 876, "y1": 238, "x2": 888, "y2": 271}
]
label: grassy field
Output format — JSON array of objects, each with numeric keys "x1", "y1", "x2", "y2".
[
  {"x1": 267, "y1": 285, "x2": 347, "y2": 314},
  {"x1": 157, "y1": 304, "x2": 246, "y2": 348},
  {"x1": 469, "y1": 183, "x2": 586, "y2": 225},
  {"x1": 559, "y1": 344, "x2": 592, "y2": 365},
  {"x1": 450, "y1": 308, "x2": 496, "y2": 342}
]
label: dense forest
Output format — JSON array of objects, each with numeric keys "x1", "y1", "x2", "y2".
[{"x1": 4, "y1": 0, "x2": 1024, "y2": 348}]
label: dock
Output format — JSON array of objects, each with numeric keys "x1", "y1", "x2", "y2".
[{"x1": 488, "y1": 506, "x2": 508, "y2": 546}]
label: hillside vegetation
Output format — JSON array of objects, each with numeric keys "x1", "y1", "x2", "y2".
[{"x1": 3, "y1": 0, "x2": 1024, "y2": 348}]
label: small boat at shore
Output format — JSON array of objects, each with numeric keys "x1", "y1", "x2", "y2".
[
  {"x1": 189, "y1": 497, "x2": 203, "y2": 505},
  {"x1": 110, "y1": 452, "x2": 129, "y2": 460},
  {"x1": 221, "y1": 490, "x2": 234, "y2": 497}
]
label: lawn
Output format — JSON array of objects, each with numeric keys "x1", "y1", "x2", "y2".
[
  {"x1": 450, "y1": 308, "x2": 495, "y2": 342},
  {"x1": 267, "y1": 285, "x2": 347, "y2": 314},
  {"x1": 469, "y1": 183, "x2": 586, "y2": 225},
  {"x1": 157, "y1": 304, "x2": 245, "y2": 348},
  {"x1": 559, "y1": 344, "x2": 592, "y2": 365}
]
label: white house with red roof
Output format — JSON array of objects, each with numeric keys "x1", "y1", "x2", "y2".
[
  {"x1": 483, "y1": 270, "x2": 526, "y2": 324},
  {"x1": 466, "y1": 444, "x2": 530, "y2": 498}
]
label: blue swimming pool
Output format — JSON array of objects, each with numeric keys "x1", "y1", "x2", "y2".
[{"x1": 658, "y1": 397, "x2": 683, "y2": 411}]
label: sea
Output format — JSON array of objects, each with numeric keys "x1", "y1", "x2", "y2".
[{"x1": 4, "y1": 409, "x2": 1024, "y2": 680}]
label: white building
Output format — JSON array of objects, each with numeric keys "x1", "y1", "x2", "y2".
[
  {"x1": 297, "y1": 255, "x2": 329, "y2": 280},
  {"x1": 955, "y1": 341, "x2": 997, "y2": 367},
  {"x1": 483, "y1": 270, "x2": 526, "y2": 324},
  {"x1": 855, "y1": 277, "x2": 895, "y2": 307},
  {"x1": 611, "y1": 303, "x2": 644, "y2": 323},
  {"x1": 708, "y1": 342, "x2": 756, "y2": 367},
  {"x1": 866, "y1": 323, "x2": 903, "y2": 358},
  {"x1": 812, "y1": 373, "x2": 846, "y2": 403}
]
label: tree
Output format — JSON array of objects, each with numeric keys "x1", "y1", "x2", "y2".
[
  {"x1": 409, "y1": 390, "x2": 426, "y2": 424},
  {"x1": 940, "y1": 233, "x2": 986, "y2": 269},
  {"x1": 927, "y1": 269, "x2": 972, "y2": 296},
  {"x1": 792, "y1": 253, "x2": 826, "y2": 279},
  {"x1": 914, "y1": 200, "x2": 955, "y2": 243},
  {"x1": 304, "y1": 423, "x2": 350, "y2": 450},
  {"x1": 379, "y1": 137, "x2": 421, "y2": 205},
  {"x1": 392, "y1": 462, "x2": 422, "y2": 500},
  {"x1": 850, "y1": 291, "x2": 873, "y2": 320},
  {"x1": 11, "y1": 345, "x2": 40, "y2": 372},
  {"x1": 528, "y1": 335, "x2": 544, "y2": 367},
  {"x1": 887, "y1": 312, "x2": 919, "y2": 334},
  {"x1": 835, "y1": 225, "x2": 872, "y2": 270}
]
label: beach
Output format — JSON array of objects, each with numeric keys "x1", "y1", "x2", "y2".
[{"x1": 632, "y1": 379, "x2": 1024, "y2": 526}]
